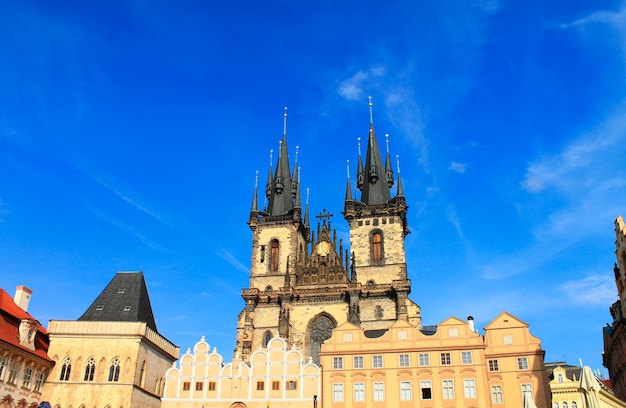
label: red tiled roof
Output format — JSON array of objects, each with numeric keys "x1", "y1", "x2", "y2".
[{"x1": 0, "y1": 288, "x2": 51, "y2": 362}]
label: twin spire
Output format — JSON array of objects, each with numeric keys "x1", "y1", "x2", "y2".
[{"x1": 347, "y1": 97, "x2": 404, "y2": 205}]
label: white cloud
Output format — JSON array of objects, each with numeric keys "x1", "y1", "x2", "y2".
[
  {"x1": 448, "y1": 161, "x2": 467, "y2": 174},
  {"x1": 337, "y1": 67, "x2": 385, "y2": 101},
  {"x1": 217, "y1": 247, "x2": 249, "y2": 275},
  {"x1": 559, "y1": 275, "x2": 616, "y2": 306}
]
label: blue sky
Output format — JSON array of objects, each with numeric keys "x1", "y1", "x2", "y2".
[{"x1": 1, "y1": 0, "x2": 625, "y2": 373}]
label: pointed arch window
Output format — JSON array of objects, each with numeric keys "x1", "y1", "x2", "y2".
[
  {"x1": 59, "y1": 357, "x2": 71, "y2": 381},
  {"x1": 270, "y1": 240, "x2": 279, "y2": 272},
  {"x1": 139, "y1": 360, "x2": 146, "y2": 387},
  {"x1": 83, "y1": 357, "x2": 95, "y2": 381},
  {"x1": 108, "y1": 358, "x2": 120, "y2": 382},
  {"x1": 371, "y1": 231, "x2": 384, "y2": 262},
  {"x1": 263, "y1": 330, "x2": 272, "y2": 347}
]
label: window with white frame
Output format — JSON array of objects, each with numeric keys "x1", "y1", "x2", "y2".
[
  {"x1": 353, "y1": 356, "x2": 364, "y2": 369},
  {"x1": 553, "y1": 403, "x2": 559, "y2": 408},
  {"x1": 373, "y1": 382, "x2": 385, "y2": 401},
  {"x1": 7, "y1": 360, "x2": 19, "y2": 384},
  {"x1": 421, "y1": 380, "x2": 432, "y2": 400},
  {"x1": 400, "y1": 381, "x2": 412, "y2": 400},
  {"x1": 0, "y1": 357, "x2": 6, "y2": 380},
  {"x1": 22, "y1": 367, "x2": 33, "y2": 388},
  {"x1": 440, "y1": 352, "x2": 452, "y2": 365},
  {"x1": 354, "y1": 382, "x2": 365, "y2": 401},
  {"x1": 333, "y1": 357, "x2": 343, "y2": 369},
  {"x1": 461, "y1": 351, "x2": 473, "y2": 364},
  {"x1": 333, "y1": 383, "x2": 344, "y2": 402},
  {"x1": 518, "y1": 357, "x2": 529, "y2": 370},
  {"x1": 571, "y1": 402, "x2": 577, "y2": 408},
  {"x1": 399, "y1": 354, "x2": 410, "y2": 367},
  {"x1": 562, "y1": 402, "x2": 568, "y2": 408},
  {"x1": 521, "y1": 383, "x2": 533, "y2": 400},
  {"x1": 491, "y1": 385, "x2": 504, "y2": 404},
  {"x1": 442, "y1": 379, "x2": 454, "y2": 399},
  {"x1": 373, "y1": 355, "x2": 383, "y2": 368},
  {"x1": 34, "y1": 371, "x2": 45, "y2": 393},
  {"x1": 464, "y1": 379, "x2": 477, "y2": 398},
  {"x1": 418, "y1": 353, "x2": 430, "y2": 366},
  {"x1": 488, "y1": 359, "x2": 499, "y2": 371}
]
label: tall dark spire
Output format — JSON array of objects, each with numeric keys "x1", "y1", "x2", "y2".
[
  {"x1": 360, "y1": 97, "x2": 391, "y2": 205},
  {"x1": 251, "y1": 170, "x2": 259, "y2": 212},
  {"x1": 267, "y1": 108, "x2": 295, "y2": 216},
  {"x1": 396, "y1": 155, "x2": 404, "y2": 197},
  {"x1": 356, "y1": 137, "x2": 364, "y2": 190},
  {"x1": 385, "y1": 133, "x2": 394, "y2": 188},
  {"x1": 345, "y1": 160, "x2": 353, "y2": 201},
  {"x1": 304, "y1": 188, "x2": 310, "y2": 228}
]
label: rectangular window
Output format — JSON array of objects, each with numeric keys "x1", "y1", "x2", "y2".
[
  {"x1": 208, "y1": 381, "x2": 216, "y2": 391},
  {"x1": 353, "y1": 356, "x2": 364, "y2": 369},
  {"x1": 418, "y1": 353, "x2": 430, "y2": 366},
  {"x1": 287, "y1": 380, "x2": 297, "y2": 390},
  {"x1": 464, "y1": 379, "x2": 477, "y2": 398},
  {"x1": 400, "y1": 381, "x2": 412, "y2": 400},
  {"x1": 521, "y1": 383, "x2": 533, "y2": 400},
  {"x1": 488, "y1": 359, "x2": 500, "y2": 372},
  {"x1": 518, "y1": 357, "x2": 529, "y2": 370},
  {"x1": 373, "y1": 381, "x2": 385, "y2": 401},
  {"x1": 34, "y1": 372, "x2": 45, "y2": 393},
  {"x1": 373, "y1": 355, "x2": 383, "y2": 368},
  {"x1": 257, "y1": 381, "x2": 265, "y2": 391},
  {"x1": 461, "y1": 351, "x2": 473, "y2": 364},
  {"x1": 183, "y1": 382, "x2": 191, "y2": 391},
  {"x1": 22, "y1": 367, "x2": 33, "y2": 388},
  {"x1": 491, "y1": 385, "x2": 504, "y2": 404},
  {"x1": 0, "y1": 357, "x2": 6, "y2": 380},
  {"x1": 420, "y1": 380, "x2": 432, "y2": 400},
  {"x1": 440, "y1": 352, "x2": 452, "y2": 365},
  {"x1": 354, "y1": 383, "x2": 365, "y2": 401},
  {"x1": 442, "y1": 379, "x2": 454, "y2": 399},
  {"x1": 272, "y1": 381, "x2": 280, "y2": 390},
  {"x1": 333, "y1": 357, "x2": 343, "y2": 369},
  {"x1": 399, "y1": 354, "x2": 410, "y2": 367},
  {"x1": 7, "y1": 361, "x2": 19, "y2": 384},
  {"x1": 333, "y1": 383, "x2": 344, "y2": 402},
  {"x1": 195, "y1": 382, "x2": 203, "y2": 391}
]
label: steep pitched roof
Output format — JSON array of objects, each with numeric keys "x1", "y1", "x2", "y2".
[
  {"x1": 0, "y1": 289, "x2": 51, "y2": 361},
  {"x1": 78, "y1": 271, "x2": 158, "y2": 332}
]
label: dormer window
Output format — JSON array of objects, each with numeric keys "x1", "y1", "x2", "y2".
[
  {"x1": 124, "y1": 305, "x2": 132, "y2": 311},
  {"x1": 118, "y1": 288, "x2": 126, "y2": 294},
  {"x1": 96, "y1": 305, "x2": 104, "y2": 311},
  {"x1": 18, "y1": 319, "x2": 38, "y2": 350}
]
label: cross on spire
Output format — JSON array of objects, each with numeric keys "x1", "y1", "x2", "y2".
[{"x1": 315, "y1": 208, "x2": 334, "y2": 225}]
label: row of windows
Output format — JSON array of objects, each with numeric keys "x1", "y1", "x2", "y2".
[
  {"x1": 0, "y1": 356, "x2": 46, "y2": 392},
  {"x1": 182, "y1": 380, "x2": 298, "y2": 392},
  {"x1": 332, "y1": 354, "x2": 531, "y2": 371},
  {"x1": 554, "y1": 402, "x2": 578, "y2": 408},
  {"x1": 58, "y1": 357, "x2": 121, "y2": 382},
  {"x1": 332, "y1": 380, "x2": 533, "y2": 403}
]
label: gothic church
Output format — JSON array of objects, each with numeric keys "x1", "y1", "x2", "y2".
[{"x1": 235, "y1": 102, "x2": 421, "y2": 364}]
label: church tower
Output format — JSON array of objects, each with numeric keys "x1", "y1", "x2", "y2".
[{"x1": 235, "y1": 102, "x2": 420, "y2": 364}]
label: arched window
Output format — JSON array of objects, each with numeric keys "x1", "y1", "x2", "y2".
[
  {"x1": 108, "y1": 358, "x2": 120, "y2": 382},
  {"x1": 562, "y1": 403, "x2": 568, "y2": 408},
  {"x1": 139, "y1": 360, "x2": 146, "y2": 387},
  {"x1": 553, "y1": 403, "x2": 559, "y2": 408},
  {"x1": 59, "y1": 357, "x2": 71, "y2": 381},
  {"x1": 371, "y1": 231, "x2": 383, "y2": 261},
  {"x1": 306, "y1": 314, "x2": 337, "y2": 365},
  {"x1": 571, "y1": 402, "x2": 577, "y2": 408},
  {"x1": 270, "y1": 240, "x2": 279, "y2": 272},
  {"x1": 83, "y1": 357, "x2": 95, "y2": 381},
  {"x1": 263, "y1": 330, "x2": 272, "y2": 347}
]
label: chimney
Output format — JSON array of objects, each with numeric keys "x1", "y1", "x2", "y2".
[
  {"x1": 14, "y1": 286, "x2": 33, "y2": 312},
  {"x1": 467, "y1": 315, "x2": 475, "y2": 332}
]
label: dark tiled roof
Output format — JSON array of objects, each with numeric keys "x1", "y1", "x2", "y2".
[
  {"x1": 0, "y1": 289, "x2": 51, "y2": 362},
  {"x1": 545, "y1": 362, "x2": 581, "y2": 381},
  {"x1": 78, "y1": 272, "x2": 157, "y2": 332}
]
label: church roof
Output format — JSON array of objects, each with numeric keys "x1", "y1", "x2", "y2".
[{"x1": 78, "y1": 271, "x2": 158, "y2": 332}]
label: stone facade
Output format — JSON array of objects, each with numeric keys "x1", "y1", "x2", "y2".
[{"x1": 162, "y1": 335, "x2": 319, "y2": 408}]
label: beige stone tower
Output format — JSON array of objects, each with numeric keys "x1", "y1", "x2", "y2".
[{"x1": 235, "y1": 102, "x2": 420, "y2": 364}]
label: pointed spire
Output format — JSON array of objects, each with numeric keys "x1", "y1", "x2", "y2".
[
  {"x1": 291, "y1": 145, "x2": 299, "y2": 200},
  {"x1": 385, "y1": 133, "x2": 394, "y2": 188},
  {"x1": 294, "y1": 167, "x2": 302, "y2": 208},
  {"x1": 368, "y1": 96, "x2": 374, "y2": 125},
  {"x1": 345, "y1": 160, "x2": 353, "y2": 201},
  {"x1": 251, "y1": 170, "x2": 259, "y2": 212},
  {"x1": 396, "y1": 155, "x2": 404, "y2": 197},
  {"x1": 265, "y1": 150, "x2": 274, "y2": 200},
  {"x1": 356, "y1": 137, "x2": 364, "y2": 190},
  {"x1": 267, "y1": 108, "x2": 295, "y2": 216},
  {"x1": 360, "y1": 97, "x2": 391, "y2": 205},
  {"x1": 304, "y1": 188, "x2": 310, "y2": 228}
]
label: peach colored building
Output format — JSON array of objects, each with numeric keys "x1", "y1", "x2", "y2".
[
  {"x1": 162, "y1": 335, "x2": 320, "y2": 408},
  {"x1": 320, "y1": 313, "x2": 551, "y2": 408}
]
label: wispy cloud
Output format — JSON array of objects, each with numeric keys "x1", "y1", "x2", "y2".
[
  {"x1": 558, "y1": 274, "x2": 616, "y2": 306},
  {"x1": 217, "y1": 247, "x2": 249, "y2": 275},
  {"x1": 337, "y1": 67, "x2": 386, "y2": 101},
  {"x1": 448, "y1": 161, "x2": 467, "y2": 174}
]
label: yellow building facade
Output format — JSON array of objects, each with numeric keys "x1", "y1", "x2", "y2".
[
  {"x1": 548, "y1": 363, "x2": 626, "y2": 408},
  {"x1": 162, "y1": 335, "x2": 319, "y2": 408},
  {"x1": 320, "y1": 312, "x2": 551, "y2": 408}
]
